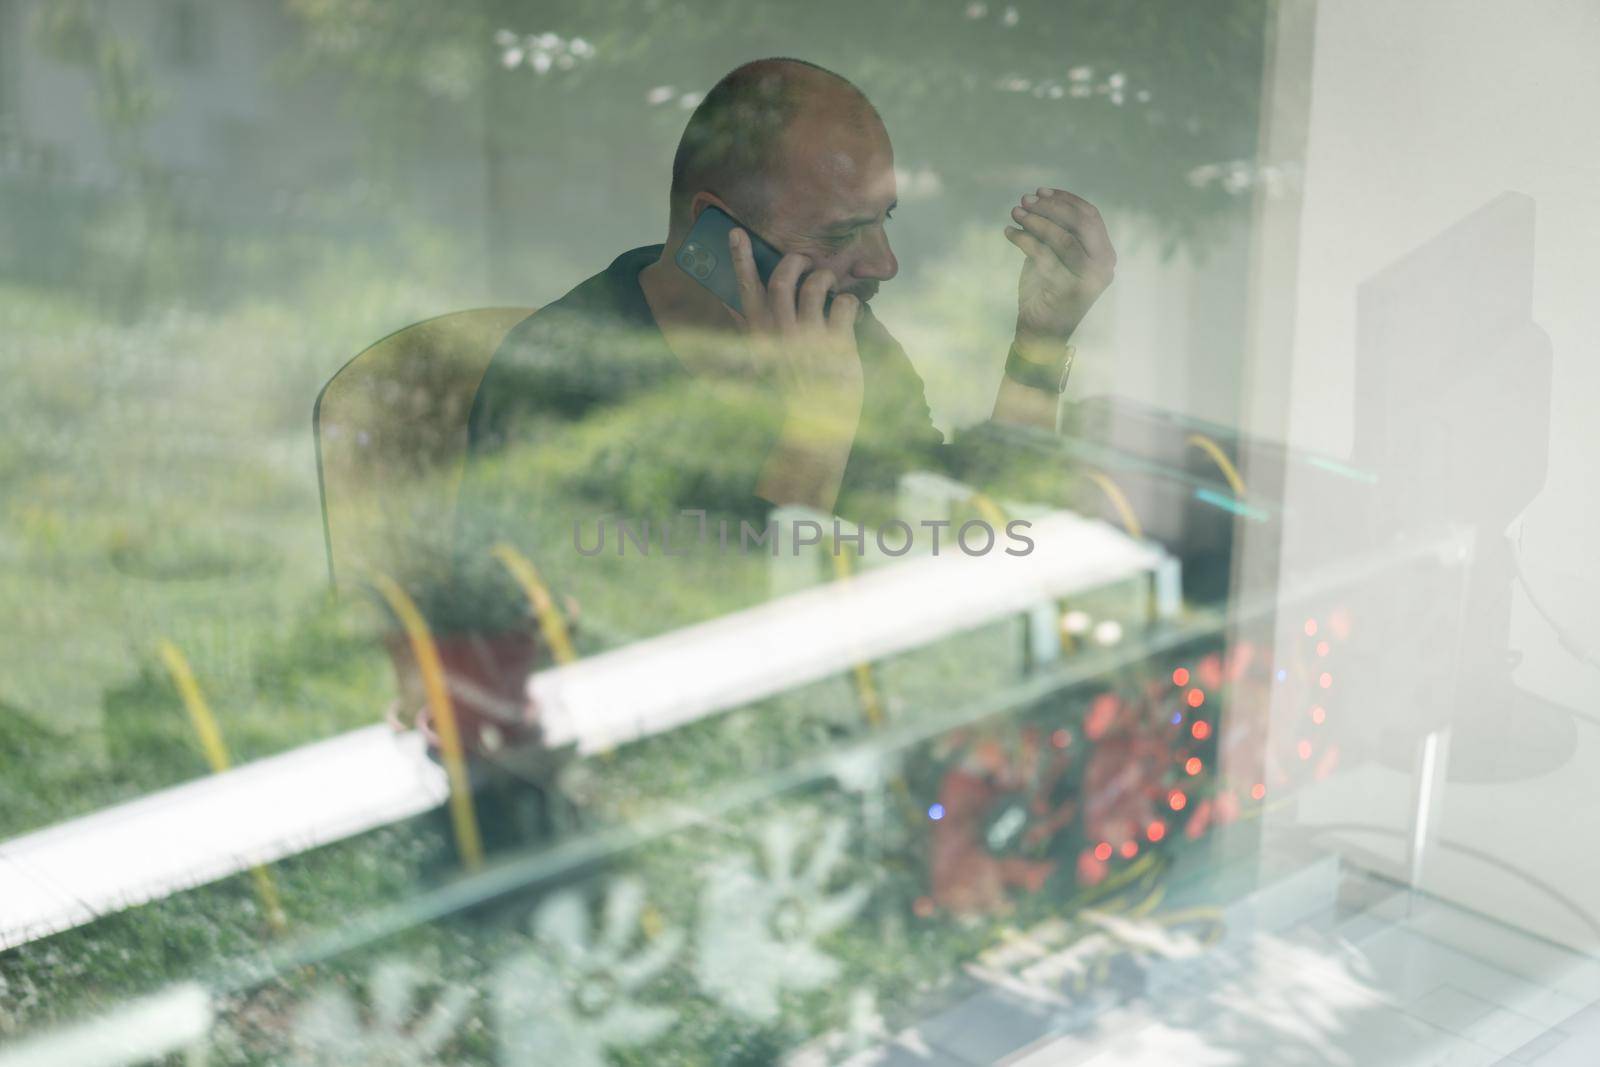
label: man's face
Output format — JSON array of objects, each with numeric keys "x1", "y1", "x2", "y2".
[{"x1": 757, "y1": 106, "x2": 899, "y2": 304}]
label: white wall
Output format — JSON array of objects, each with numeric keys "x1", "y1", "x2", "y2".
[{"x1": 1255, "y1": 0, "x2": 1600, "y2": 948}]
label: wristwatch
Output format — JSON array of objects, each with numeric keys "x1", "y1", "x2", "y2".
[{"x1": 1004, "y1": 341, "x2": 1076, "y2": 395}]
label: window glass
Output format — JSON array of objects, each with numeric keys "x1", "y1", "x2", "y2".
[{"x1": 3, "y1": 2, "x2": 1597, "y2": 1064}]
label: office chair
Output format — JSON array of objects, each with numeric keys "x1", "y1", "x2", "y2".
[{"x1": 313, "y1": 307, "x2": 533, "y2": 591}]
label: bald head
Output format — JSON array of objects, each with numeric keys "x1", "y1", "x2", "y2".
[{"x1": 668, "y1": 58, "x2": 881, "y2": 236}]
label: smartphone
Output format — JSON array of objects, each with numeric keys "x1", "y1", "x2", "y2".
[{"x1": 675, "y1": 205, "x2": 791, "y2": 315}]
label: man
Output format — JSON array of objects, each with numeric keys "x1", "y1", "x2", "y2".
[{"x1": 462, "y1": 57, "x2": 1114, "y2": 588}]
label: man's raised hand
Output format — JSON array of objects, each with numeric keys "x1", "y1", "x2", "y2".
[{"x1": 1005, "y1": 187, "x2": 1116, "y2": 344}]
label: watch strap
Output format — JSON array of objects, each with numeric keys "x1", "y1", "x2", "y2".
[{"x1": 1004, "y1": 342, "x2": 1075, "y2": 394}]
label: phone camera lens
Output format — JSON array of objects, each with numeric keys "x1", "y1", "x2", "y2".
[{"x1": 681, "y1": 242, "x2": 716, "y2": 280}]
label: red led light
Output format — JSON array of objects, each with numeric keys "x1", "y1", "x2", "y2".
[
  {"x1": 1319, "y1": 672, "x2": 1333, "y2": 689},
  {"x1": 1310, "y1": 706, "x2": 1326, "y2": 725},
  {"x1": 1094, "y1": 841, "x2": 1113, "y2": 862},
  {"x1": 1120, "y1": 840, "x2": 1139, "y2": 859},
  {"x1": 1225, "y1": 642, "x2": 1256, "y2": 682},
  {"x1": 1329, "y1": 607, "x2": 1352, "y2": 639},
  {"x1": 1191, "y1": 720, "x2": 1211, "y2": 741},
  {"x1": 1186, "y1": 799, "x2": 1213, "y2": 839},
  {"x1": 1297, "y1": 739, "x2": 1313, "y2": 760},
  {"x1": 1185, "y1": 756, "x2": 1203, "y2": 775},
  {"x1": 1169, "y1": 790, "x2": 1188, "y2": 811},
  {"x1": 1316, "y1": 640, "x2": 1330, "y2": 657},
  {"x1": 1085, "y1": 693, "x2": 1120, "y2": 740},
  {"x1": 1186, "y1": 688, "x2": 1205, "y2": 708},
  {"x1": 1304, "y1": 618, "x2": 1318, "y2": 637},
  {"x1": 1250, "y1": 782, "x2": 1267, "y2": 800},
  {"x1": 1147, "y1": 821, "x2": 1167, "y2": 842},
  {"x1": 1051, "y1": 728, "x2": 1071, "y2": 748},
  {"x1": 1172, "y1": 667, "x2": 1190, "y2": 687}
]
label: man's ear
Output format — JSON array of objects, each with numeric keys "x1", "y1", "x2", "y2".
[{"x1": 688, "y1": 190, "x2": 734, "y2": 225}]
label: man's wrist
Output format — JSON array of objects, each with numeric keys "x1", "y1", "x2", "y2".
[
  {"x1": 783, "y1": 388, "x2": 862, "y2": 443},
  {"x1": 757, "y1": 430, "x2": 851, "y2": 513},
  {"x1": 1011, "y1": 328, "x2": 1074, "y2": 365},
  {"x1": 1004, "y1": 334, "x2": 1076, "y2": 394}
]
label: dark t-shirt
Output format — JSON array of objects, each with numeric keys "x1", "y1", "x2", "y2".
[{"x1": 465, "y1": 245, "x2": 949, "y2": 527}]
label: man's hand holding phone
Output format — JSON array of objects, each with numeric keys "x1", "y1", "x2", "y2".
[
  {"x1": 728, "y1": 228, "x2": 864, "y2": 411},
  {"x1": 728, "y1": 226, "x2": 865, "y2": 512}
]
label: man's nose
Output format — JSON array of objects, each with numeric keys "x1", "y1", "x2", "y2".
[{"x1": 852, "y1": 226, "x2": 898, "y2": 282}]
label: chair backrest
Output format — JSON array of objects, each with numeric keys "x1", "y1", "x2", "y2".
[{"x1": 314, "y1": 307, "x2": 534, "y2": 591}]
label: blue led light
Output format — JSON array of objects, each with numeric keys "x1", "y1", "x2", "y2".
[
  {"x1": 1275, "y1": 668, "x2": 1288, "y2": 682},
  {"x1": 1308, "y1": 454, "x2": 1379, "y2": 484},
  {"x1": 1171, "y1": 712, "x2": 1183, "y2": 725},
  {"x1": 927, "y1": 803, "x2": 945, "y2": 821},
  {"x1": 1193, "y1": 487, "x2": 1270, "y2": 522}
]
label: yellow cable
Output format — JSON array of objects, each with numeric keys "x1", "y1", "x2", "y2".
[
  {"x1": 1186, "y1": 433, "x2": 1247, "y2": 497},
  {"x1": 830, "y1": 544, "x2": 886, "y2": 728},
  {"x1": 973, "y1": 492, "x2": 1077, "y2": 657},
  {"x1": 1077, "y1": 852, "x2": 1160, "y2": 911},
  {"x1": 491, "y1": 542, "x2": 578, "y2": 665},
  {"x1": 1151, "y1": 905, "x2": 1227, "y2": 928},
  {"x1": 157, "y1": 640, "x2": 286, "y2": 932},
  {"x1": 1085, "y1": 469, "x2": 1143, "y2": 540},
  {"x1": 1129, "y1": 883, "x2": 1166, "y2": 918},
  {"x1": 372, "y1": 574, "x2": 485, "y2": 872},
  {"x1": 967, "y1": 491, "x2": 1010, "y2": 531}
]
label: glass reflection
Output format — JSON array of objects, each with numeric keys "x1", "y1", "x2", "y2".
[{"x1": 4, "y1": 2, "x2": 1598, "y2": 1065}]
